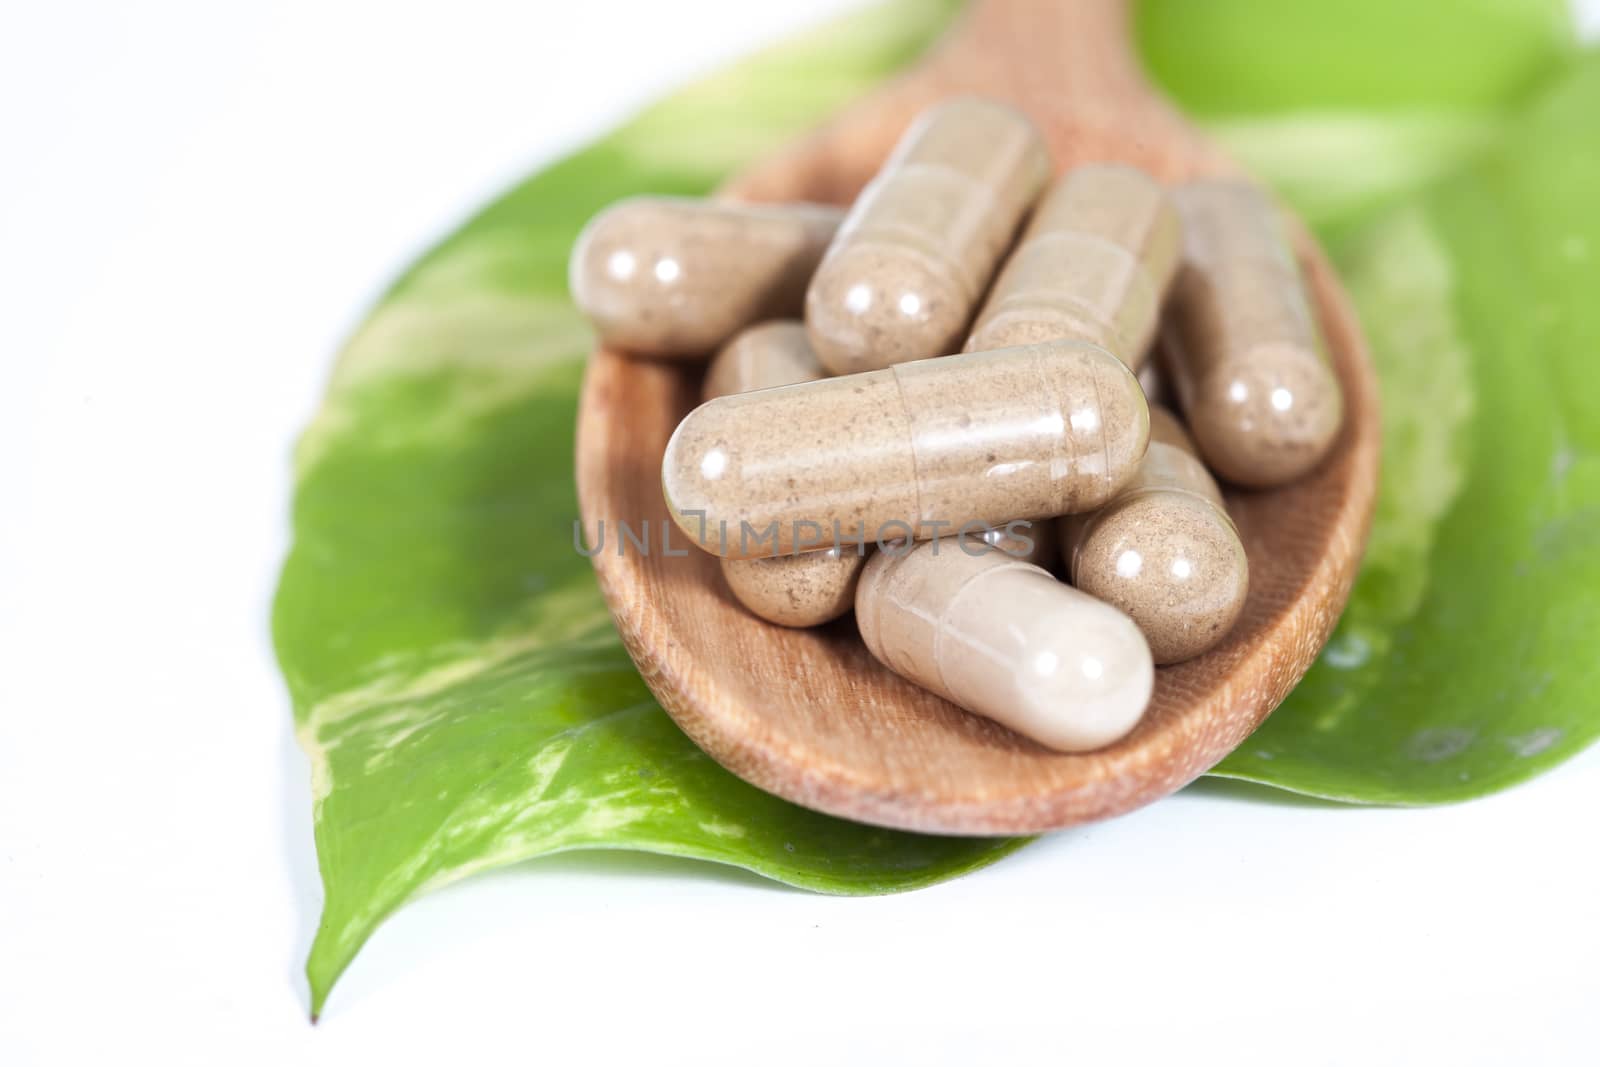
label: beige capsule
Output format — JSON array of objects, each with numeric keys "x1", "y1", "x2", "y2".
[
  {"x1": 704, "y1": 321, "x2": 864, "y2": 627},
  {"x1": 569, "y1": 196, "x2": 843, "y2": 360},
  {"x1": 1062, "y1": 407, "x2": 1249, "y2": 664},
  {"x1": 805, "y1": 97, "x2": 1052, "y2": 375},
  {"x1": 701, "y1": 321, "x2": 826, "y2": 403},
  {"x1": 721, "y1": 544, "x2": 869, "y2": 629},
  {"x1": 1164, "y1": 180, "x2": 1344, "y2": 487},
  {"x1": 966, "y1": 164, "x2": 1181, "y2": 368},
  {"x1": 856, "y1": 538, "x2": 1154, "y2": 752},
  {"x1": 662, "y1": 340, "x2": 1150, "y2": 559},
  {"x1": 719, "y1": 515, "x2": 1048, "y2": 630}
]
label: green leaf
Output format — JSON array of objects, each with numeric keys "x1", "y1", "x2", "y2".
[
  {"x1": 277, "y1": 0, "x2": 1594, "y2": 1018},
  {"x1": 1137, "y1": 1, "x2": 1598, "y2": 799},
  {"x1": 1136, "y1": 0, "x2": 1576, "y2": 116},
  {"x1": 1136, "y1": 0, "x2": 1579, "y2": 227},
  {"x1": 1212, "y1": 55, "x2": 1600, "y2": 800},
  {"x1": 1202, "y1": 113, "x2": 1503, "y2": 230},
  {"x1": 274, "y1": 0, "x2": 1010, "y2": 1019}
]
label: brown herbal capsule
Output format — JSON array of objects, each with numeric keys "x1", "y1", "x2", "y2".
[
  {"x1": 856, "y1": 539, "x2": 1154, "y2": 752},
  {"x1": 704, "y1": 321, "x2": 863, "y2": 627},
  {"x1": 719, "y1": 515, "x2": 1045, "y2": 629},
  {"x1": 805, "y1": 97, "x2": 1052, "y2": 375},
  {"x1": 662, "y1": 340, "x2": 1150, "y2": 559},
  {"x1": 1062, "y1": 407, "x2": 1249, "y2": 664},
  {"x1": 721, "y1": 544, "x2": 868, "y2": 629},
  {"x1": 966, "y1": 164, "x2": 1181, "y2": 368},
  {"x1": 1164, "y1": 180, "x2": 1343, "y2": 487},
  {"x1": 701, "y1": 321, "x2": 826, "y2": 403},
  {"x1": 569, "y1": 197, "x2": 843, "y2": 360}
]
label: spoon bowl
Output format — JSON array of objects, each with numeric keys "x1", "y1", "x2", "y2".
[{"x1": 576, "y1": 0, "x2": 1380, "y2": 834}]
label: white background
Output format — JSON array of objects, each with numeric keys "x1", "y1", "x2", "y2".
[{"x1": 3, "y1": 1, "x2": 1599, "y2": 1063}]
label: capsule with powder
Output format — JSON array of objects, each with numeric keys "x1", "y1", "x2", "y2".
[
  {"x1": 703, "y1": 323, "x2": 1050, "y2": 621},
  {"x1": 569, "y1": 197, "x2": 843, "y2": 360},
  {"x1": 662, "y1": 339, "x2": 1150, "y2": 559},
  {"x1": 1164, "y1": 180, "x2": 1343, "y2": 487},
  {"x1": 805, "y1": 96, "x2": 1052, "y2": 375},
  {"x1": 701, "y1": 320, "x2": 826, "y2": 403},
  {"x1": 705, "y1": 322, "x2": 865, "y2": 628},
  {"x1": 856, "y1": 538, "x2": 1154, "y2": 752},
  {"x1": 966, "y1": 164, "x2": 1181, "y2": 368},
  {"x1": 1062, "y1": 407, "x2": 1248, "y2": 664},
  {"x1": 721, "y1": 544, "x2": 868, "y2": 629},
  {"x1": 720, "y1": 518, "x2": 1052, "y2": 630}
]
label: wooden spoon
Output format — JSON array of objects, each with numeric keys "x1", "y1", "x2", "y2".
[{"x1": 576, "y1": 0, "x2": 1380, "y2": 835}]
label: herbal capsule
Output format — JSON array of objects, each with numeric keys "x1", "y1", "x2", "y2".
[
  {"x1": 719, "y1": 517, "x2": 1046, "y2": 629},
  {"x1": 704, "y1": 321, "x2": 863, "y2": 627},
  {"x1": 719, "y1": 519, "x2": 1052, "y2": 632},
  {"x1": 856, "y1": 539, "x2": 1154, "y2": 752},
  {"x1": 805, "y1": 97, "x2": 1052, "y2": 375},
  {"x1": 1062, "y1": 407, "x2": 1248, "y2": 664},
  {"x1": 721, "y1": 544, "x2": 868, "y2": 628},
  {"x1": 1164, "y1": 180, "x2": 1343, "y2": 487},
  {"x1": 702, "y1": 321, "x2": 826, "y2": 403},
  {"x1": 569, "y1": 196, "x2": 843, "y2": 360},
  {"x1": 966, "y1": 164, "x2": 1181, "y2": 368},
  {"x1": 663, "y1": 340, "x2": 1150, "y2": 559}
]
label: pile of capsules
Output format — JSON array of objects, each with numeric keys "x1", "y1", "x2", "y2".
[{"x1": 569, "y1": 96, "x2": 1344, "y2": 754}]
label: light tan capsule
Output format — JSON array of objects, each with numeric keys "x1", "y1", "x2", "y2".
[
  {"x1": 805, "y1": 97, "x2": 1052, "y2": 375},
  {"x1": 701, "y1": 321, "x2": 826, "y2": 403},
  {"x1": 1164, "y1": 180, "x2": 1344, "y2": 487},
  {"x1": 569, "y1": 196, "x2": 843, "y2": 360},
  {"x1": 966, "y1": 164, "x2": 1181, "y2": 368},
  {"x1": 856, "y1": 539, "x2": 1154, "y2": 752},
  {"x1": 704, "y1": 320, "x2": 862, "y2": 627},
  {"x1": 719, "y1": 515, "x2": 1043, "y2": 629},
  {"x1": 663, "y1": 340, "x2": 1150, "y2": 559},
  {"x1": 1062, "y1": 407, "x2": 1248, "y2": 664},
  {"x1": 721, "y1": 544, "x2": 868, "y2": 628}
]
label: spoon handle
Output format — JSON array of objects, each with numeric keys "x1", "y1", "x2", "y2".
[
  {"x1": 930, "y1": 0, "x2": 1227, "y2": 179},
  {"x1": 954, "y1": 0, "x2": 1147, "y2": 101}
]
